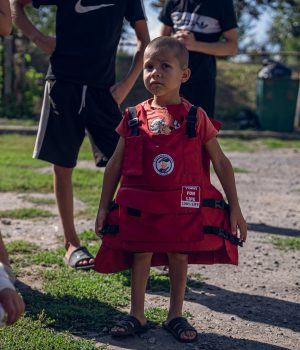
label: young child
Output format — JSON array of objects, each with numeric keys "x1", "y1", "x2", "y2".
[{"x1": 94, "y1": 36, "x2": 247, "y2": 343}]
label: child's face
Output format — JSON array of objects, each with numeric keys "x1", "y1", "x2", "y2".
[{"x1": 143, "y1": 48, "x2": 190, "y2": 100}]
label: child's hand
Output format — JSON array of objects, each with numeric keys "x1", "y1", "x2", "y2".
[
  {"x1": 95, "y1": 209, "x2": 108, "y2": 239},
  {"x1": 230, "y1": 206, "x2": 247, "y2": 244}
]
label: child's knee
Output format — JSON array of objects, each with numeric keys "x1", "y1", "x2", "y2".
[{"x1": 134, "y1": 252, "x2": 152, "y2": 262}]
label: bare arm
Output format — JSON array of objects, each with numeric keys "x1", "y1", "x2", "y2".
[
  {"x1": 205, "y1": 137, "x2": 247, "y2": 241},
  {"x1": 0, "y1": 0, "x2": 12, "y2": 36},
  {"x1": 160, "y1": 24, "x2": 172, "y2": 36},
  {"x1": 110, "y1": 19, "x2": 150, "y2": 105},
  {"x1": 175, "y1": 28, "x2": 238, "y2": 56},
  {"x1": 95, "y1": 137, "x2": 125, "y2": 234},
  {"x1": 10, "y1": 0, "x2": 55, "y2": 54}
]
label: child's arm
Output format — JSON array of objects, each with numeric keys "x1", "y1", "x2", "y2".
[
  {"x1": 204, "y1": 137, "x2": 247, "y2": 243},
  {"x1": 95, "y1": 137, "x2": 125, "y2": 236}
]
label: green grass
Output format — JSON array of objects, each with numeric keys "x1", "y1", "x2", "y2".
[
  {"x1": 3, "y1": 235, "x2": 206, "y2": 349},
  {"x1": 0, "y1": 135, "x2": 103, "y2": 218},
  {"x1": 271, "y1": 236, "x2": 300, "y2": 250},
  {"x1": 5, "y1": 240, "x2": 40, "y2": 254},
  {"x1": 219, "y1": 138, "x2": 300, "y2": 152},
  {"x1": 0, "y1": 313, "x2": 105, "y2": 350},
  {"x1": 24, "y1": 196, "x2": 56, "y2": 205},
  {"x1": 0, "y1": 117, "x2": 38, "y2": 126},
  {"x1": 0, "y1": 208, "x2": 53, "y2": 219}
]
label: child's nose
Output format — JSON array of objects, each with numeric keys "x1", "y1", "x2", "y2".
[{"x1": 152, "y1": 68, "x2": 161, "y2": 77}]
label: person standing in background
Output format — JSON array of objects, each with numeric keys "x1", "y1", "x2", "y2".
[
  {"x1": 159, "y1": 0, "x2": 238, "y2": 117},
  {"x1": 10, "y1": 0, "x2": 150, "y2": 269}
]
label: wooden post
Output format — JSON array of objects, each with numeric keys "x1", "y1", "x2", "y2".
[{"x1": 3, "y1": 35, "x2": 13, "y2": 96}]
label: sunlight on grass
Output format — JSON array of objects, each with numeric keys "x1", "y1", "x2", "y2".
[
  {"x1": 24, "y1": 196, "x2": 56, "y2": 205},
  {"x1": 6, "y1": 240, "x2": 40, "y2": 254},
  {"x1": 219, "y1": 138, "x2": 300, "y2": 152},
  {"x1": 271, "y1": 236, "x2": 300, "y2": 250},
  {"x1": 0, "y1": 208, "x2": 53, "y2": 219}
]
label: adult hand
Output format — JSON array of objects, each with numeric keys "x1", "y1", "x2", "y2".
[
  {"x1": 33, "y1": 35, "x2": 56, "y2": 55},
  {"x1": 0, "y1": 288, "x2": 25, "y2": 325},
  {"x1": 174, "y1": 30, "x2": 197, "y2": 51},
  {"x1": 110, "y1": 81, "x2": 130, "y2": 106}
]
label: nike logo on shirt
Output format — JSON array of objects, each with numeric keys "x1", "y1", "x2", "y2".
[{"x1": 75, "y1": 1, "x2": 115, "y2": 14}]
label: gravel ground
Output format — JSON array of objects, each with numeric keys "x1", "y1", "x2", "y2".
[{"x1": 1, "y1": 148, "x2": 299, "y2": 350}]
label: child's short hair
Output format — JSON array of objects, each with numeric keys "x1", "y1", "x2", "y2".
[{"x1": 145, "y1": 36, "x2": 189, "y2": 68}]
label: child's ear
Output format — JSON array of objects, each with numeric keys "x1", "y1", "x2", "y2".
[{"x1": 182, "y1": 68, "x2": 191, "y2": 83}]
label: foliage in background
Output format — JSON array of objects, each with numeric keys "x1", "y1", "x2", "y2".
[{"x1": 268, "y1": 0, "x2": 300, "y2": 64}]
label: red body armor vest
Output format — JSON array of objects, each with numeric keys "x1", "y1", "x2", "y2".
[{"x1": 95, "y1": 104, "x2": 240, "y2": 273}]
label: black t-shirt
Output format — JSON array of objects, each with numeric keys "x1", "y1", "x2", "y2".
[
  {"x1": 32, "y1": 0, "x2": 146, "y2": 87},
  {"x1": 159, "y1": 0, "x2": 237, "y2": 82}
]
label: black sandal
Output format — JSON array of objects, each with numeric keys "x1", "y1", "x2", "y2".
[
  {"x1": 163, "y1": 317, "x2": 198, "y2": 343},
  {"x1": 110, "y1": 315, "x2": 149, "y2": 337},
  {"x1": 63, "y1": 246, "x2": 95, "y2": 270}
]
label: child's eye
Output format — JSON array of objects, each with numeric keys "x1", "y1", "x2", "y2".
[
  {"x1": 162, "y1": 63, "x2": 171, "y2": 69},
  {"x1": 145, "y1": 64, "x2": 153, "y2": 71}
]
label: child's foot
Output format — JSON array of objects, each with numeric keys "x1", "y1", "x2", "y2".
[
  {"x1": 110, "y1": 315, "x2": 148, "y2": 337},
  {"x1": 163, "y1": 317, "x2": 198, "y2": 343}
]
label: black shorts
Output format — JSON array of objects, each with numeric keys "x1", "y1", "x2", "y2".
[
  {"x1": 180, "y1": 78, "x2": 216, "y2": 118},
  {"x1": 33, "y1": 80, "x2": 122, "y2": 168}
]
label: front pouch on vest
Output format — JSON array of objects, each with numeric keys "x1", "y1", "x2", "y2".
[
  {"x1": 122, "y1": 136, "x2": 143, "y2": 176},
  {"x1": 117, "y1": 188, "x2": 204, "y2": 252}
]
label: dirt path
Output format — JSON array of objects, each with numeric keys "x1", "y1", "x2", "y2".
[{"x1": 1, "y1": 149, "x2": 300, "y2": 350}]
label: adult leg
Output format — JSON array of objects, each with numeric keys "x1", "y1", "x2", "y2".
[
  {"x1": 111, "y1": 252, "x2": 152, "y2": 334},
  {"x1": 166, "y1": 253, "x2": 197, "y2": 341},
  {"x1": 53, "y1": 165, "x2": 94, "y2": 267}
]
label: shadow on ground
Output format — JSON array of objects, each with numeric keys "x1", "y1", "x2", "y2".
[{"x1": 248, "y1": 223, "x2": 300, "y2": 237}]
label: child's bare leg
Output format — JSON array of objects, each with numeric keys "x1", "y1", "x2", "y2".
[
  {"x1": 167, "y1": 253, "x2": 196, "y2": 341},
  {"x1": 111, "y1": 252, "x2": 152, "y2": 333}
]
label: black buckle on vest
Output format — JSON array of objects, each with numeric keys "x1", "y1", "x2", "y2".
[
  {"x1": 101, "y1": 224, "x2": 119, "y2": 235},
  {"x1": 202, "y1": 199, "x2": 229, "y2": 210},
  {"x1": 128, "y1": 118, "x2": 139, "y2": 128},
  {"x1": 203, "y1": 226, "x2": 243, "y2": 247}
]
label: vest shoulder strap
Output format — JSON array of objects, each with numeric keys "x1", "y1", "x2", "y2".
[
  {"x1": 127, "y1": 106, "x2": 139, "y2": 136},
  {"x1": 186, "y1": 105, "x2": 197, "y2": 138}
]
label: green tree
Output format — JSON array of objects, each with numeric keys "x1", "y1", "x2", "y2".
[{"x1": 268, "y1": 0, "x2": 300, "y2": 52}]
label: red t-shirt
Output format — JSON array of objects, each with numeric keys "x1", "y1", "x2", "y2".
[{"x1": 116, "y1": 98, "x2": 218, "y2": 143}]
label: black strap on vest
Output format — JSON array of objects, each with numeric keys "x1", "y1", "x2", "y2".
[
  {"x1": 101, "y1": 224, "x2": 119, "y2": 235},
  {"x1": 186, "y1": 105, "x2": 197, "y2": 138},
  {"x1": 202, "y1": 199, "x2": 229, "y2": 211},
  {"x1": 203, "y1": 226, "x2": 243, "y2": 247},
  {"x1": 127, "y1": 106, "x2": 139, "y2": 136}
]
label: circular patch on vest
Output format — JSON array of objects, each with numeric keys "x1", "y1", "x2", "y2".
[{"x1": 153, "y1": 154, "x2": 174, "y2": 176}]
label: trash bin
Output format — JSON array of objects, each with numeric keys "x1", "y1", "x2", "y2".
[{"x1": 256, "y1": 60, "x2": 299, "y2": 132}]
